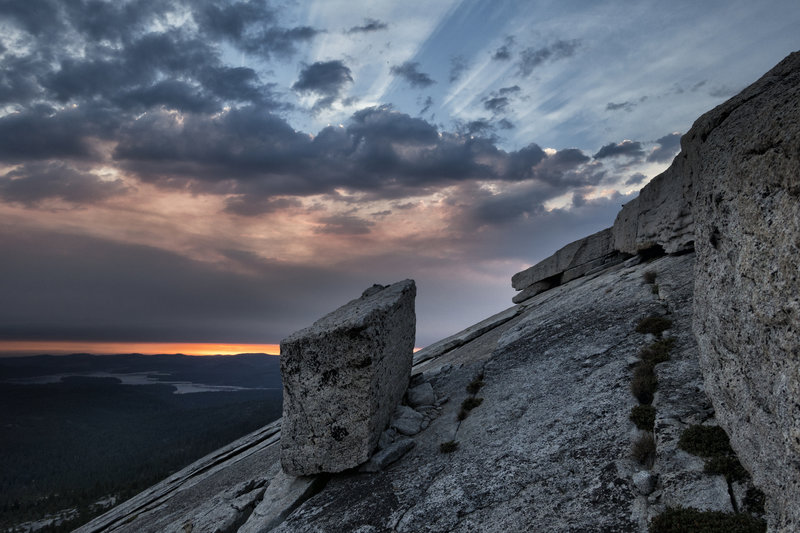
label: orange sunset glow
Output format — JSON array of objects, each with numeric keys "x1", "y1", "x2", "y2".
[{"x1": 0, "y1": 341, "x2": 281, "y2": 357}]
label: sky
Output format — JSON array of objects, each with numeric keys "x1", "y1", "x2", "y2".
[{"x1": 0, "y1": 0, "x2": 797, "y2": 354}]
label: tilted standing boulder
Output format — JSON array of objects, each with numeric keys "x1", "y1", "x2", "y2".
[{"x1": 279, "y1": 279, "x2": 416, "y2": 476}]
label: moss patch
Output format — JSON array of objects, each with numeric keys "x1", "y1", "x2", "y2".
[
  {"x1": 743, "y1": 487, "x2": 766, "y2": 515},
  {"x1": 679, "y1": 425, "x2": 749, "y2": 482},
  {"x1": 704, "y1": 455, "x2": 749, "y2": 483},
  {"x1": 649, "y1": 507, "x2": 766, "y2": 533},
  {"x1": 466, "y1": 375, "x2": 485, "y2": 395},
  {"x1": 632, "y1": 432, "x2": 656, "y2": 468},
  {"x1": 636, "y1": 316, "x2": 673, "y2": 336},
  {"x1": 631, "y1": 362, "x2": 657, "y2": 404},
  {"x1": 640, "y1": 337, "x2": 675, "y2": 365},
  {"x1": 439, "y1": 441, "x2": 459, "y2": 453},
  {"x1": 461, "y1": 396, "x2": 484, "y2": 411},
  {"x1": 630, "y1": 404, "x2": 656, "y2": 431},
  {"x1": 678, "y1": 425, "x2": 735, "y2": 458}
]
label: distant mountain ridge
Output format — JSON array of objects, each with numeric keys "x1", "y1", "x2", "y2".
[{"x1": 0, "y1": 352, "x2": 281, "y2": 389}]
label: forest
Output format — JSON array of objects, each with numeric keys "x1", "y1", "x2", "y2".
[{"x1": 0, "y1": 354, "x2": 283, "y2": 532}]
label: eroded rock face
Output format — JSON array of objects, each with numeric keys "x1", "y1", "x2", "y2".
[
  {"x1": 280, "y1": 279, "x2": 416, "y2": 476},
  {"x1": 612, "y1": 158, "x2": 695, "y2": 255},
  {"x1": 689, "y1": 51, "x2": 800, "y2": 531}
]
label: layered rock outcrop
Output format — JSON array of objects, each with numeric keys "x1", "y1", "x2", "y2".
[
  {"x1": 688, "y1": 51, "x2": 800, "y2": 531},
  {"x1": 611, "y1": 157, "x2": 695, "y2": 255},
  {"x1": 279, "y1": 279, "x2": 416, "y2": 476},
  {"x1": 511, "y1": 227, "x2": 628, "y2": 303}
]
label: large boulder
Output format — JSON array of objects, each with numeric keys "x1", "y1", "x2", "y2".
[
  {"x1": 279, "y1": 279, "x2": 416, "y2": 476},
  {"x1": 690, "y1": 51, "x2": 800, "y2": 531}
]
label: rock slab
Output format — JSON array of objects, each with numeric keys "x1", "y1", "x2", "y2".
[
  {"x1": 280, "y1": 279, "x2": 416, "y2": 476},
  {"x1": 512, "y1": 227, "x2": 616, "y2": 291},
  {"x1": 611, "y1": 157, "x2": 695, "y2": 255},
  {"x1": 689, "y1": 51, "x2": 800, "y2": 531}
]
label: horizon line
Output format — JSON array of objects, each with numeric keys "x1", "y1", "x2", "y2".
[{"x1": 0, "y1": 341, "x2": 282, "y2": 357}]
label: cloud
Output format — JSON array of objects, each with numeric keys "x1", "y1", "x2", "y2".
[
  {"x1": 390, "y1": 62, "x2": 435, "y2": 88},
  {"x1": 419, "y1": 96, "x2": 434, "y2": 115},
  {"x1": 314, "y1": 214, "x2": 374, "y2": 235},
  {"x1": 224, "y1": 196, "x2": 302, "y2": 217},
  {"x1": 492, "y1": 46, "x2": 512, "y2": 61},
  {"x1": 449, "y1": 55, "x2": 468, "y2": 83},
  {"x1": 0, "y1": 162, "x2": 129, "y2": 207},
  {"x1": 482, "y1": 86, "x2": 521, "y2": 114},
  {"x1": 491, "y1": 36, "x2": 515, "y2": 61},
  {"x1": 497, "y1": 118, "x2": 515, "y2": 130},
  {"x1": 346, "y1": 18, "x2": 388, "y2": 34},
  {"x1": 292, "y1": 60, "x2": 353, "y2": 111},
  {"x1": 0, "y1": 0, "x2": 297, "y2": 124},
  {"x1": 646, "y1": 132, "x2": 682, "y2": 162},
  {"x1": 453, "y1": 150, "x2": 603, "y2": 229},
  {"x1": 593, "y1": 140, "x2": 645, "y2": 160},
  {"x1": 194, "y1": 1, "x2": 319, "y2": 59},
  {"x1": 517, "y1": 39, "x2": 581, "y2": 77},
  {"x1": 498, "y1": 85, "x2": 521, "y2": 96},
  {"x1": 709, "y1": 85, "x2": 739, "y2": 98},
  {"x1": 624, "y1": 172, "x2": 647, "y2": 186},
  {"x1": 606, "y1": 101, "x2": 635, "y2": 112},
  {"x1": 483, "y1": 97, "x2": 510, "y2": 113},
  {"x1": 0, "y1": 227, "x2": 368, "y2": 343},
  {"x1": 461, "y1": 119, "x2": 495, "y2": 137},
  {"x1": 0, "y1": 106, "x2": 113, "y2": 162},
  {"x1": 105, "y1": 104, "x2": 610, "y2": 209}
]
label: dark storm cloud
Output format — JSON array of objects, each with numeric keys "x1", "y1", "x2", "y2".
[
  {"x1": 0, "y1": 0, "x2": 306, "y2": 123},
  {"x1": 114, "y1": 80, "x2": 220, "y2": 114},
  {"x1": 0, "y1": 162, "x2": 129, "y2": 207},
  {"x1": 449, "y1": 55, "x2": 469, "y2": 83},
  {"x1": 194, "y1": 1, "x2": 319, "y2": 59},
  {"x1": 106, "y1": 104, "x2": 605, "y2": 210},
  {"x1": 461, "y1": 119, "x2": 494, "y2": 137},
  {"x1": 0, "y1": 106, "x2": 116, "y2": 162},
  {"x1": 647, "y1": 132, "x2": 682, "y2": 162},
  {"x1": 457, "y1": 150, "x2": 602, "y2": 228},
  {"x1": 292, "y1": 60, "x2": 353, "y2": 111},
  {"x1": 0, "y1": 228, "x2": 367, "y2": 343},
  {"x1": 346, "y1": 18, "x2": 388, "y2": 34},
  {"x1": 593, "y1": 140, "x2": 645, "y2": 160},
  {"x1": 0, "y1": 54, "x2": 49, "y2": 106},
  {"x1": 390, "y1": 62, "x2": 435, "y2": 88},
  {"x1": 517, "y1": 39, "x2": 581, "y2": 77}
]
